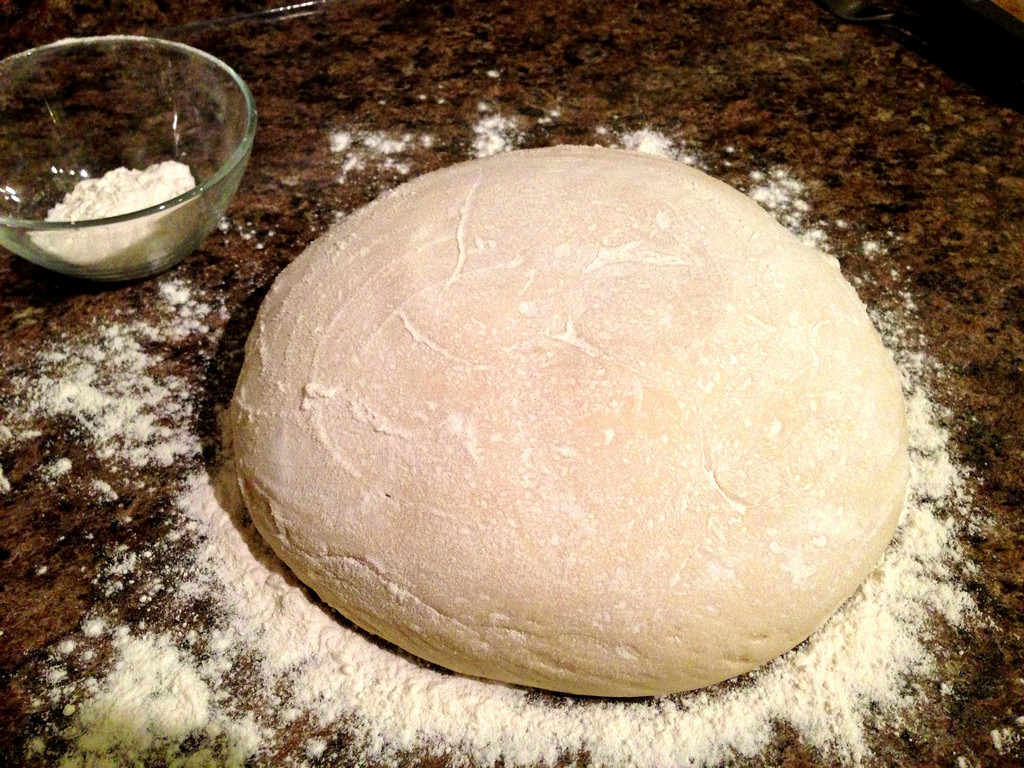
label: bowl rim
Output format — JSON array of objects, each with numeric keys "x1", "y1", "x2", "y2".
[{"x1": 0, "y1": 34, "x2": 258, "y2": 231}]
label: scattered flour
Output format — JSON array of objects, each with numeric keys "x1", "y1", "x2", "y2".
[
  {"x1": 57, "y1": 629, "x2": 263, "y2": 768},
  {"x1": 327, "y1": 104, "x2": 539, "y2": 177},
  {"x1": 216, "y1": 215, "x2": 277, "y2": 252},
  {"x1": 40, "y1": 457, "x2": 73, "y2": 483},
  {"x1": 619, "y1": 128, "x2": 700, "y2": 166},
  {"x1": 90, "y1": 479, "x2": 118, "y2": 502},
  {"x1": 472, "y1": 104, "x2": 524, "y2": 158},
  {"x1": 329, "y1": 129, "x2": 434, "y2": 181},
  {"x1": 14, "y1": 125, "x2": 986, "y2": 767},
  {"x1": 537, "y1": 107, "x2": 561, "y2": 126},
  {"x1": 81, "y1": 618, "x2": 106, "y2": 638},
  {"x1": 747, "y1": 167, "x2": 829, "y2": 250},
  {"x1": 3, "y1": 278, "x2": 219, "y2": 493}
]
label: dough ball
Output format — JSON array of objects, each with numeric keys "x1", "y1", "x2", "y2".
[{"x1": 229, "y1": 146, "x2": 909, "y2": 697}]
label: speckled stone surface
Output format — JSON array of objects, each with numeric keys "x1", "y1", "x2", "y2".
[{"x1": 1, "y1": 1, "x2": 1022, "y2": 766}]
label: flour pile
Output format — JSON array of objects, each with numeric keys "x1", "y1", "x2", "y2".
[
  {"x1": 45, "y1": 162, "x2": 195, "y2": 224},
  {"x1": 32, "y1": 161, "x2": 196, "y2": 269},
  {"x1": 15, "y1": 123, "x2": 978, "y2": 767}
]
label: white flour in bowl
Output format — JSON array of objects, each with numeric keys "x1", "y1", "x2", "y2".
[
  {"x1": 31, "y1": 160, "x2": 195, "y2": 268},
  {"x1": 11, "y1": 124, "x2": 987, "y2": 767},
  {"x1": 45, "y1": 161, "x2": 195, "y2": 223}
]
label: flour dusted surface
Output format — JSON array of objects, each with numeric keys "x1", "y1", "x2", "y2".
[{"x1": 13, "y1": 127, "x2": 981, "y2": 767}]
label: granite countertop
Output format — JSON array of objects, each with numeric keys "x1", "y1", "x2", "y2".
[{"x1": 1, "y1": 1, "x2": 1022, "y2": 766}]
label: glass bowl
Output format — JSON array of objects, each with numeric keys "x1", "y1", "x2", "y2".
[{"x1": 0, "y1": 35, "x2": 257, "y2": 281}]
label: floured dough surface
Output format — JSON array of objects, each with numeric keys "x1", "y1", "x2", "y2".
[{"x1": 229, "y1": 146, "x2": 909, "y2": 697}]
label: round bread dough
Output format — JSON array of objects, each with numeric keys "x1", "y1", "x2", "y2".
[{"x1": 229, "y1": 145, "x2": 909, "y2": 697}]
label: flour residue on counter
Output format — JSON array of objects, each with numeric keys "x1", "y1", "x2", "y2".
[
  {"x1": 329, "y1": 128, "x2": 435, "y2": 182},
  {"x1": 471, "y1": 102, "x2": 525, "y2": 158},
  {"x1": 13, "y1": 128, "x2": 983, "y2": 768},
  {"x1": 5, "y1": 278, "x2": 217, "y2": 473}
]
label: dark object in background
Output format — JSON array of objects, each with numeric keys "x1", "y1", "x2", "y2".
[{"x1": 813, "y1": 0, "x2": 1024, "y2": 111}]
